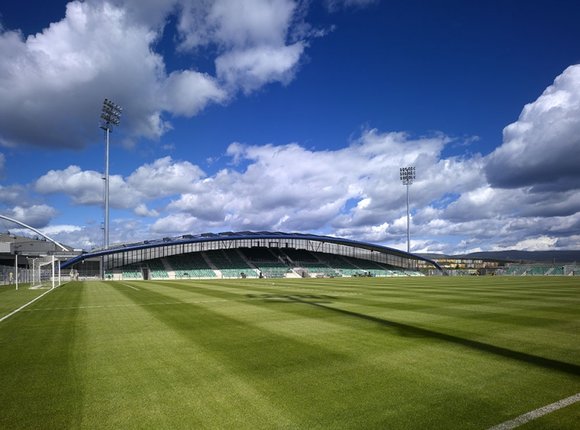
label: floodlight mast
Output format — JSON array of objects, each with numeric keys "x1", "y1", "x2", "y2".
[
  {"x1": 400, "y1": 166, "x2": 416, "y2": 253},
  {"x1": 99, "y1": 98, "x2": 122, "y2": 267}
]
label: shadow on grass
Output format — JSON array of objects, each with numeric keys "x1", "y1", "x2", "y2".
[
  {"x1": 113, "y1": 284, "x2": 349, "y2": 377},
  {"x1": 254, "y1": 293, "x2": 580, "y2": 378}
]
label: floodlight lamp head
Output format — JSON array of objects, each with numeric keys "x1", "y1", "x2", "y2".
[
  {"x1": 100, "y1": 98, "x2": 122, "y2": 129},
  {"x1": 400, "y1": 166, "x2": 416, "y2": 185}
]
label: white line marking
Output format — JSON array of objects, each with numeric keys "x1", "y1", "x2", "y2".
[
  {"x1": 23, "y1": 298, "x2": 229, "y2": 312},
  {"x1": 488, "y1": 392, "x2": 580, "y2": 430},
  {"x1": 0, "y1": 285, "x2": 61, "y2": 323},
  {"x1": 119, "y1": 283, "x2": 139, "y2": 291}
]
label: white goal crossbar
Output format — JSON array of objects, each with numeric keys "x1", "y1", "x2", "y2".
[{"x1": 32, "y1": 256, "x2": 61, "y2": 289}]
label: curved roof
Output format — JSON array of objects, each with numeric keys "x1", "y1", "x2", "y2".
[{"x1": 60, "y1": 231, "x2": 442, "y2": 271}]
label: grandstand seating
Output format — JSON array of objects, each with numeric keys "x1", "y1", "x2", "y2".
[
  {"x1": 239, "y1": 247, "x2": 278, "y2": 262},
  {"x1": 147, "y1": 258, "x2": 169, "y2": 279},
  {"x1": 254, "y1": 261, "x2": 290, "y2": 278},
  {"x1": 236, "y1": 248, "x2": 290, "y2": 278},
  {"x1": 282, "y1": 248, "x2": 318, "y2": 263},
  {"x1": 115, "y1": 246, "x2": 427, "y2": 279},
  {"x1": 167, "y1": 253, "x2": 216, "y2": 279},
  {"x1": 122, "y1": 263, "x2": 143, "y2": 280},
  {"x1": 206, "y1": 250, "x2": 257, "y2": 278}
]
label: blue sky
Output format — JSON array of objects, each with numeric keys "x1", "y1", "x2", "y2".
[{"x1": 1, "y1": 0, "x2": 580, "y2": 253}]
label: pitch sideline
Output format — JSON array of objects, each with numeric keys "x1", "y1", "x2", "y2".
[
  {"x1": 0, "y1": 283, "x2": 64, "y2": 323},
  {"x1": 487, "y1": 392, "x2": 580, "y2": 430}
]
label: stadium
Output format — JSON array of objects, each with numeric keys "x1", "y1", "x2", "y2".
[
  {"x1": 61, "y1": 230, "x2": 443, "y2": 280},
  {"x1": 1, "y1": 2, "x2": 579, "y2": 427}
]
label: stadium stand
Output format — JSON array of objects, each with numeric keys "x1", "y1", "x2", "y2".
[
  {"x1": 122, "y1": 263, "x2": 143, "y2": 280},
  {"x1": 167, "y1": 253, "x2": 216, "y2": 279},
  {"x1": 61, "y1": 231, "x2": 442, "y2": 279},
  {"x1": 237, "y1": 247, "x2": 289, "y2": 278},
  {"x1": 205, "y1": 249, "x2": 257, "y2": 278},
  {"x1": 147, "y1": 258, "x2": 169, "y2": 279}
]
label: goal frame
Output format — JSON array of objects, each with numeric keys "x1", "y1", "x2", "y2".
[{"x1": 32, "y1": 256, "x2": 61, "y2": 289}]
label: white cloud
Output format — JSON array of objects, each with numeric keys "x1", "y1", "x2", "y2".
[
  {"x1": 176, "y1": 0, "x2": 297, "y2": 50},
  {"x1": 151, "y1": 213, "x2": 198, "y2": 234},
  {"x1": 126, "y1": 156, "x2": 206, "y2": 198},
  {"x1": 35, "y1": 165, "x2": 104, "y2": 205},
  {"x1": 0, "y1": 1, "x2": 169, "y2": 148},
  {"x1": 40, "y1": 224, "x2": 82, "y2": 236},
  {"x1": 34, "y1": 157, "x2": 206, "y2": 215},
  {"x1": 492, "y1": 235, "x2": 558, "y2": 252},
  {"x1": 6, "y1": 205, "x2": 57, "y2": 228},
  {"x1": 0, "y1": 0, "x2": 311, "y2": 149},
  {"x1": 134, "y1": 204, "x2": 159, "y2": 217},
  {"x1": 216, "y1": 43, "x2": 305, "y2": 93},
  {"x1": 154, "y1": 131, "x2": 479, "y2": 240},
  {"x1": 486, "y1": 64, "x2": 580, "y2": 191},
  {"x1": 0, "y1": 184, "x2": 25, "y2": 205},
  {"x1": 162, "y1": 70, "x2": 227, "y2": 116}
]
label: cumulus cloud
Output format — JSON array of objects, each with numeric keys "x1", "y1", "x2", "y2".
[
  {"x1": 162, "y1": 70, "x2": 227, "y2": 116},
  {"x1": 0, "y1": 184, "x2": 25, "y2": 205},
  {"x1": 216, "y1": 43, "x2": 304, "y2": 93},
  {"x1": 153, "y1": 130, "x2": 485, "y2": 241},
  {"x1": 126, "y1": 156, "x2": 206, "y2": 198},
  {"x1": 6, "y1": 205, "x2": 57, "y2": 228},
  {"x1": 0, "y1": 1, "x2": 169, "y2": 147},
  {"x1": 134, "y1": 204, "x2": 159, "y2": 218},
  {"x1": 35, "y1": 165, "x2": 104, "y2": 205},
  {"x1": 34, "y1": 156, "x2": 206, "y2": 215},
  {"x1": 176, "y1": 0, "x2": 297, "y2": 50},
  {"x1": 486, "y1": 64, "x2": 580, "y2": 192},
  {"x1": 178, "y1": 0, "x2": 306, "y2": 94},
  {"x1": 0, "y1": 0, "x2": 312, "y2": 149}
]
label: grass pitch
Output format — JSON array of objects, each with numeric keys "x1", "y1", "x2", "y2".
[{"x1": 0, "y1": 277, "x2": 578, "y2": 429}]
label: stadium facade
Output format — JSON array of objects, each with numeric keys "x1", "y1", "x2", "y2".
[{"x1": 61, "y1": 231, "x2": 443, "y2": 280}]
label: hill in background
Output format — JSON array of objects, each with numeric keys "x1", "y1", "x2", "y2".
[{"x1": 419, "y1": 250, "x2": 580, "y2": 263}]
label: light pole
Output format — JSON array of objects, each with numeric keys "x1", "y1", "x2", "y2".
[
  {"x1": 100, "y1": 98, "x2": 122, "y2": 251},
  {"x1": 100, "y1": 99, "x2": 122, "y2": 279},
  {"x1": 400, "y1": 166, "x2": 416, "y2": 253}
]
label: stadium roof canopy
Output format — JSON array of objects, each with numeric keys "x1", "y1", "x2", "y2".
[{"x1": 60, "y1": 231, "x2": 442, "y2": 272}]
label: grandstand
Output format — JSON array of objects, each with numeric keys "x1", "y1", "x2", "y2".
[{"x1": 61, "y1": 231, "x2": 439, "y2": 280}]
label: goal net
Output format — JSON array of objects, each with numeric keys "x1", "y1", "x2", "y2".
[{"x1": 32, "y1": 256, "x2": 61, "y2": 289}]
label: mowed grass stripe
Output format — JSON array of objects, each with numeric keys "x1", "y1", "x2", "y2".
[
  {"x1": 0, "y1": 282, "x2": 85, "y2": 429},
  {"x1": 110, "y1": 280, "x2": 358, "y2": 428},
  {"x1": 303, "y1": 280, "x2": 580, "y2": 367},
  {"x1": 154, "y1": 277, "x2": 580, "y2": 369},
  {"x1": 140, "y1": 278, "x2": 580, "y2": 368},
  {"x1": 74, "y1": 281, "x2": 300, "y2": 428}
]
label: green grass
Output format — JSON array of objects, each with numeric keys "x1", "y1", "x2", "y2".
[
  {"x1": 0, "y1": 277, "x2": 578, "y2": 429},
  {"x1": 0, "y1": 283, "x2": 46, "y2": 319}
]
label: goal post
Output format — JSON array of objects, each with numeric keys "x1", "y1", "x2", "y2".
[{"x1": 32, "y1": 256, "x2": 61, "y2": 289}]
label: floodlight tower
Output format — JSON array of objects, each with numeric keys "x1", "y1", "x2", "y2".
[
  {"x1": 400, "y1": 166, "x2": 416, "y2": 253},
  {"x1": 100, "y1": 98, "x2": 122, "y2": 252}
]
